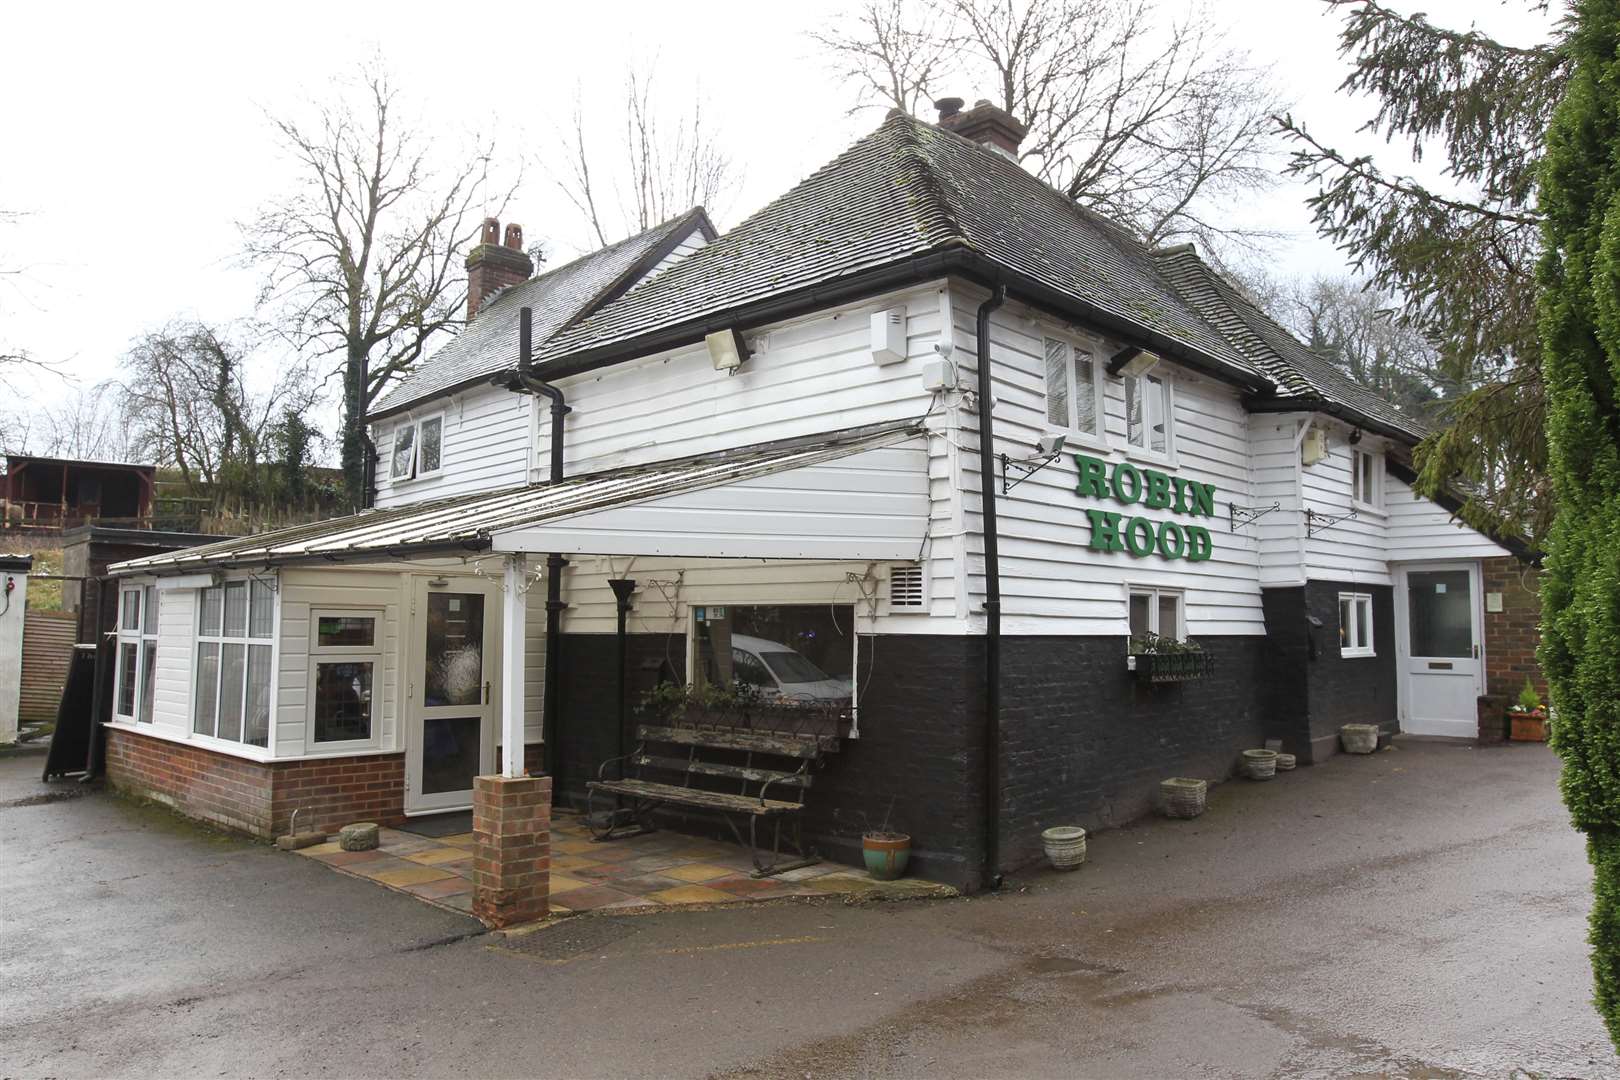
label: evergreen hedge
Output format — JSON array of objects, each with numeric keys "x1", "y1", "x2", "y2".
[{"x1": 1536, "y1": 0, "x2": 1620, "y2": 1048}]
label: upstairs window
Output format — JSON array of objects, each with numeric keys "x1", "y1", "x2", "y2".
[
  {"x1": 1125, "y1": 371, "x2": 1171, "y2": 455},
  {"x1": 1351, "y1": 448, "x2": 1383, "y2": 510},
  {"x1": 1339, "y1": 593, "x2": 1375, "y2": 657},
  {"x1": 1043, "y1": 336, "x2": 1102, "y2": 440},
  {"x1": 391, "y1": 414, "x2": 444, "y2": 481}
]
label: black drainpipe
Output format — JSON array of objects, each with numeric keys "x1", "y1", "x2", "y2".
[
  {"x1": 607, "y1": 578, "x2": 638, "y2": 776},
  {"x1": 501, "y1": 307, "x2": 572, "y2": 794},
  {"x1": 976, "y1": 284, "x2": 1008, "y2": 892}
]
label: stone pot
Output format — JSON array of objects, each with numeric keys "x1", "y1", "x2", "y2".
[
  {"x1": 1509, "y1": 710, "x2": 1549, "y2": 742},
  {"x1": 1340, "y1": 724, "x2": 1380, "y2": 754},
  {"x1": 1242, "y1": 748, "x2": 1278, "y2": 780},
  {"x1": 1275, "y1": 753, "x2": 1297, "y2": 771},
  {"x1": 1160, "y1": 777, "x2": 1208, "y2": 819},
  {"x1": 1041, "y1": 825, "x2": 1087, "y2": 871},
  {"x1": 863, "y1": 832, "x2": 911, "y2": 880}
]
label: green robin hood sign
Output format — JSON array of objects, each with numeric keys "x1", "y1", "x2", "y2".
[{"x1": 1073, "y1": 453, "x2": 1215, "y2": 561}]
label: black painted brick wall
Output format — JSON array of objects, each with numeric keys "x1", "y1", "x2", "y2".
[{"x1": 998, "y1": 635, "x2": 1269, "y2": 871}]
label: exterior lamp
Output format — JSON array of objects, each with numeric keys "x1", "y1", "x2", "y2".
[
  {"x1": 1000, "y1": 433, "x2": 1067, "y2": 494},
  {"x1": 706, "y1": 328, "x2": 751, "y2": 373},
  {"x1": 1107, "y1": 346, "x2": 1160, "y2": 379}
]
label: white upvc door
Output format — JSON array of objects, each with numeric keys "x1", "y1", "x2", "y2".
[
  {"x1": 1395, "y1": 561, "x2": 1484, "y2": 738},
  {"x1": 405, "y1": 578, "x2": 500, "y2": 813}
]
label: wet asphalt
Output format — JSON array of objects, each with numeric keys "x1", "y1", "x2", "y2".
[{"x1": 1, "y1": 738, "x2": 1614, "y2": 1079}]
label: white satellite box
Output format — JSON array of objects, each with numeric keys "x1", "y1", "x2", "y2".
[{"x1": 870, "y1": 307, "x2": 907, "y2": 365}]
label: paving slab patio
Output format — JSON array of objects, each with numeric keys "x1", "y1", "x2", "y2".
[{"x1": 295, "y1": 810, "x2": 954, "y2": 920}]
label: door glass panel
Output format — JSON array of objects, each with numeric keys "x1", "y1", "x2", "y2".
[
  {"x1": 421, "y1": 716, "x2": 482, "y2": 795},
  {"x1": 425, "y1": 593, "x2": 485, "y2": 706},
  {"x1": 1408, "y1": 570, "x2": 1473, "y2": 657}
]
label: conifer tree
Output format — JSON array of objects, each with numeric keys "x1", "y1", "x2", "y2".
[{"x1": 1536, "y1": 0, "x2": 1620, "y2": 1046}]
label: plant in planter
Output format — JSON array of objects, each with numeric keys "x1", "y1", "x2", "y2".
[
  {"x1": 1507, "y1": 678, "x2": 1550, "y2": 742},
  {"x1": 1127, "y1": 632, "x2": 1215, "y2": 685},
  {"x1": 857, "y1": 798, "x2": 911, "y2": 881}
]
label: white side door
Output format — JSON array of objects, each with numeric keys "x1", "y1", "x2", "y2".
[
  {"x1": 1396, "y1": 562, "x2": 1483, "y2": 738},
  {"x1": 405, "y1": 578, "x2": 500, "y2": 813}
]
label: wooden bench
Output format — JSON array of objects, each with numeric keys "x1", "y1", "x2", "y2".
[{"x1": 586, "y1": 724, "x2": 834, "y2": 878}]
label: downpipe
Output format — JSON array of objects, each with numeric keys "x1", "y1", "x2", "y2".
[{"x1": 976, "y1": 284, "x2": 1008, "y2": 892}]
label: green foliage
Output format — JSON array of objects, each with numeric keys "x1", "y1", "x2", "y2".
[
  {"x1": 1279, "y1": 1, "x2": 1569, "y2": 543},
  {"x1": 1516, "y1": 678, "x2": 1544, "y2": 713},
  {"x1": 1535, "y1": 0, "x2": 1620, "y2": 1048},
  {"x1": 1127, "y1": 631, "x2": 1203, "y2": 656},
  {"x1": 636, "y1": 680, "x2": 767, "y2": 722}
]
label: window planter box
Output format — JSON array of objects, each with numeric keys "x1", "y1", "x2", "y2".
[{"x1": 1127, "y1": 650, "x2": 1214, "y2": 685}]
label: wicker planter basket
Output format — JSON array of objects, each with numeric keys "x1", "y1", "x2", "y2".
[
  {"x1": 1242, "y1": 748, "x2": 1278, "y2": 780},
  {"x1": 1160, "y1": 777, "x2": 1208, "y2": 818},
  {"x1": 1340, "y1": 724, "x2": 1380, "y2": 754}
]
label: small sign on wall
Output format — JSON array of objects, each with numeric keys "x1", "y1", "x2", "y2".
[{"x1": 1486, "y1": 592, "x2": 1504, "y2": 613}]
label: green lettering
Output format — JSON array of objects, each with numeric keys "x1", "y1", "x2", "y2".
[
  {"x1": 1156, "y1": 520, "x2": 1186, "y2": 559},
  {"x1": 1185, "y1": 525, "x2": 1213, "y2": 561},
  {"x1": 1190, "y1": 482, "x2": 1216, "y2": 518},
  {"x1": 1074, "y1": 453, "x2": 1109, "y2": 500},
  {"x1": 1125, "y1": 516, "x2": 1157, "y2": 557},
  {"x1": 1171, "y1": 476, "x2": 1191, "y2": 514},
  {"x1": 1110, "y1": 462, "x2": 1143, "y2": 504},
  {"x1": 1086, "y1": 509, "x2": 1125, "y2": 552},
  {"x1": 1143, "y1": 469, "x2": 1172, "y2": 510}
]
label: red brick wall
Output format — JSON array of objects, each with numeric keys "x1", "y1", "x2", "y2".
[
  {"x1": 1482, "y1": 556, "x2": 1545, "y2": 702},
  {"x1": 494, "y1": 742, "x2": 545, "y2": 776},
  {"x1": 105, "y1": 726, "x2": 406, "y2": 839}
]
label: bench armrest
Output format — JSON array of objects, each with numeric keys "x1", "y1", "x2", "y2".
[
  {"x1": 756, "y1": 761, "x2": 809, "y2": 806},
  {"x1": 597, "y1": 747, "x2": 640, "y2": 781}
]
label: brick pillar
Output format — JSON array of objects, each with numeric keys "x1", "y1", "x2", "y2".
[{"x1": 472, "y1": 774, "x2": 551, "y2": 929}]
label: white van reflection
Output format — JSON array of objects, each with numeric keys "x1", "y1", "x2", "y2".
[{"x1": 727, "y1": 633, "x2": 852, "y2": 703}]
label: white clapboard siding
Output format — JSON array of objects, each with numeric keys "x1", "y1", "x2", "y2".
[
  {"x1": 275, "y1": 568, "x2": 403, "y2": 759},
  {"x1": 1385, "y1": 472, "x2": 1510, "y2": 561},
  {"x1": 495, "y1": 444, "x2": 929, "y2": 561},
  {"x1": 373, "y1": 386, "x2": 534, "y2": 508},
  {"x1": 150, "y1": 587, "x2": 196, "y2": 737},
  {"x1": 1248, "y1": 413, "x2": 1308, "y2": 586},
  {"x1": 631, "y1": 228, "x2": 709, "y2": 289},
  {"x1": 1299, "y1": 431, "x2": 1392, "y2": 586},
  {"x1": 947, "y1": 286, "x2": 1265, "y2": 636}
]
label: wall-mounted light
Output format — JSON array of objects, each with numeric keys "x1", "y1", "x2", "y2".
[
  {"x1": 1000, "y1": 433, "x2": 1067, "y2": 494},
  {"x1": 870, "y1": 307, "x2": 907, "y2": 365},
  {"x1": 1348, "y1": 428, "x2": 1364, "y2": 445},
  {"x1": 1107, "y1": 346, "x2": 1160, "y2": 379},
  {"x1": 706, "y1": 328, "x2": 751, "y2": 373}
]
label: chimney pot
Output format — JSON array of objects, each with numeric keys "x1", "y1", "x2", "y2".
[
  {"x1": 466, "y1": 219, "x2": 534, "y2": 321},
  {"x1": 481, "y1": 217, "x2": 500, "y2": 245},
  {"x1": 504, "y1": 223, "x2": 523, "y2": 250},
  {"x1": 934, "y1": 96, "x2": 965, "y2": 122}
]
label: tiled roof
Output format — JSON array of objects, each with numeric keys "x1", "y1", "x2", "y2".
[
  {"x1": 1152, "y1": 246, "x2": 1432, "y2": 441},
  {"x1": 371, "y1": 208, "x2": 714, "y2": 417},
  {"x1": 531, "y1": 113, "x2": 1263, "y2": 383}
]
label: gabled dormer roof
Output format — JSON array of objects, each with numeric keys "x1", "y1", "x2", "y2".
[{"x1": 371, "y1": 207, "x2": 715, "y2": 419}]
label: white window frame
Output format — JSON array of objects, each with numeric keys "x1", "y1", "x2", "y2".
[
  {"x1": 1124, "y1": 369, "x2": 1175, "y2": 461},
  {"x1": 1351, "y1": 448, "x2": 1384, "y2": 513},
  {"x1": 390, "y1": 412, "x2": 444, "y2": 482},
  {"x1": 191, "y1": 578, "x2": 277, "y2": 750},
  {"x1": 1041, "y1": 332, "x2": 1106, "y2": 445},
  {"x1": 684, "y1": 601, "x2": 862, "y2": 707},
  {"x1": 114, "y1": 582, "x2": 158, "y2": 724},
  {"x1": 1339, "y1": 592, "x2": 1376, "y2": 658},
  {"x1": 1127, "y1": 585, "x2": 1185, "y2": 642},
  {"x1": 305, "y1": 607, "x2": 385, "y2": 754}
]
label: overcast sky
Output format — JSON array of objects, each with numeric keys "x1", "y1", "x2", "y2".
[{"x1": 0, "y1": 0, "x2": 1555, "y2": 455}]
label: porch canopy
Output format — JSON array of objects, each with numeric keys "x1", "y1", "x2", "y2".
[{"x1": 108, "y1": 421, "x2": 930, "y2": 576}]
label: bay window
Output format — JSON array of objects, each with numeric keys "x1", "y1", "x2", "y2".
[
  {"x1": 114, "y1": 584, "x2": 158, "y2": 724},
  {"x1": 193, "y1": 580, "x2": 274, "y2": 748}
]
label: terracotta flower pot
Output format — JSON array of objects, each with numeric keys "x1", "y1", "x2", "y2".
[{"x1": 863, "y1": 832, "x2": 911, "y2": 880}]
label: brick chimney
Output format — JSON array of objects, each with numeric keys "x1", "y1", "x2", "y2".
[
  {"x1": 466, "y1": 217, "x2": 533, "y2": 320},
  {"x1": 935, "y1": 97, "x2": 1028, "y2": 161}
]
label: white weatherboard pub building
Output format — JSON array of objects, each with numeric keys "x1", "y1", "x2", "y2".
[{"x1": 107, "y1": 102, "x2": 1525, "y2": 890}]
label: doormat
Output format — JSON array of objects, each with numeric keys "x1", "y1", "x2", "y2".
[{"x1": 398, "y1": 811, "x2": 474, "y2": 837}]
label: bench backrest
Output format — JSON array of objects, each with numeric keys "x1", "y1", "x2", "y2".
[{"x1": 630, "y1": 724, "x2": 831, "y2": 803}]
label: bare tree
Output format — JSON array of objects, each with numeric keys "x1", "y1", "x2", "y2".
[
  {"x1": 117, "y1": 321, "x2": 320, "y2": 503},
  {"x1": 556, "y1": 62, "x2": 740, "y2": 248},
  {"x1": 0, "y1": 208, "x2": 62, "y2": 393},
  {"x1": 814, "y1": 0, "x2": 1283, "y2": 253},
  {"x1": 242, "y1": 64, "x2": 515, "y2": 507},
  {"x1": 30, "y1": 384, "x2": 135, "y2": 461}
]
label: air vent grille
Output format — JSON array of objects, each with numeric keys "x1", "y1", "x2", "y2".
[{"x1": 888, "y1": 563, "x2": 926, "y2": 610}]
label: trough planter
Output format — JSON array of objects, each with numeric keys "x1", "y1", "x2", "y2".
[
  {"x1": 1340, "y1": 724, "x2": 1380, "y2": 754},
  {"x1": 1241, "y1": 748, "x2": 1278, "y2": 780},
  {"x1": 1160, "y1": 777, "x2": 1208, "y2": 818},
  {"x1": 1508, "y1": 710, "x2": 1549, "y2": 742},
  {"x1": 1041, "y1": 826, "x2": 1087, "y2": 871}
]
